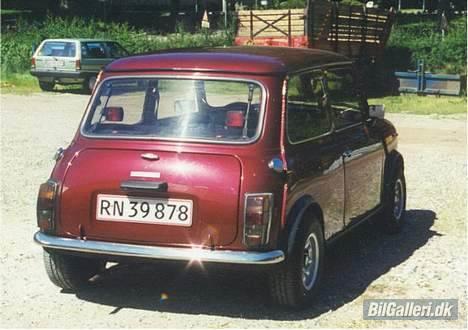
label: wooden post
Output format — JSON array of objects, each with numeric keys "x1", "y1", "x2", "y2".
[
  {"x1": 308, "y1": 0, "x2": 315, "y2": 47},
  {"x1": 250, "y1": 10, "x2": 253, "y2": 40},
  {"x1": 288, "y1": 9, "x2": 292, "y2": 46},
  {"x1": 222, "y1": 0, "x2": 227, "y2": 28}
]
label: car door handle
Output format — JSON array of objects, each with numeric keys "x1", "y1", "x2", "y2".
[{"x1": 120, "y1": 180, "x2": 168, "y2": 192}]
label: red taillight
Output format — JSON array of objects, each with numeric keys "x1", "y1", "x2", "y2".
[
  {"x1": 37, "y1": 180, "x2": 58, "y2": 232},
  {"x1": 75, "y1": 59, "x2": 81, "y2": 70},
  {"x1": 225, "y1": 111, "x2": 244, "y2": 128},
  {"x1": 31, "y1": 57, "x2": 36, "y2": 69},
  {"x1": 244, "y1": 193, "x2": 273, "y2": 248},
  {"x1": 104, "y1": 106, "x2": 124, "y2": 122}
]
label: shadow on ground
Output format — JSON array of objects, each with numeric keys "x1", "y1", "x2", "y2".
[
  {"x1": 51, "y1": 87, "x2": 90, "y2": 95},
  {"x1": 75, "y1": 209, "x2": 439, "y2": 320}
]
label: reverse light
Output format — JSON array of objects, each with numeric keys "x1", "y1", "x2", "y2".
[
  {"x1": 31, "y1": 57, "x2": 36, "y2": 69},
  {"x1": 75, "y1": 59, "x2": 81, "y2": 70},
  {"x1": 37, "y1": 180, "x2": 58, "y2": 232},
  {"x1": 243, "y1": 193, "x2": 273, "y2": 248}
]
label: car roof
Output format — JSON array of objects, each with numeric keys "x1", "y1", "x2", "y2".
[
  {"x1": 41, "y1": 38, "x2": 117, "y2": 43},
  {"x1": 104, "y1": 46, "x2": 352, "y2": 75}
]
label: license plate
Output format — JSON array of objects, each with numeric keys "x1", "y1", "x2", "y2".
[
  {"x1": 96, "y1": 194, "x2": 193, "y2": 226},
  {"x1": 45, "y1": 60, "x2": 64, "y2": 67}
]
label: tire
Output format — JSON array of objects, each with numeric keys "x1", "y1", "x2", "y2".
[
  {"x1": 38, "y1": 81, "x2": 55, "y2": 91},
  {"x1": 379, "y1": 164, "x2": 407, "y2": 234},
  {"x1": 83, "y1": 76, "x2": 97, "y2": 94},
  {"x1": 269, "y1": 215, "x2": 325, "y2": 308},
  {"x1": 43, "y1": 249, "x2": 104, "y2": 291}
]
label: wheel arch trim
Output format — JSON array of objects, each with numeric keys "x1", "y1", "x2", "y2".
[{"x1": 282, "y1": 195, "x2": 325, "y2": 255}]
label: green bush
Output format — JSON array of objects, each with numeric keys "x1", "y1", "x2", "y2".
[
  {"x1": 386, "y1": 14, "x2": 467, "y2": 74},
  {"x1": 0, "y1": 16, "x2": 234, "y2": 74}
]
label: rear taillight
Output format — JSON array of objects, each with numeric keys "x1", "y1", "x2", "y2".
[
  {"x1": 75, "y1": 59, "x2": 81, "y2": 70},
  {"x1": 37, "y1": 180, "x2": 58, "y2": 232},
  {"x1": 243, "y1": 193, "x2": 273, "y2": 248},
  {"x1": 31, "y1": 57, "x2": 36, "y2": 69}
]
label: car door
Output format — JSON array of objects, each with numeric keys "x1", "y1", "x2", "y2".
[
  {"x1": 284, "y1": 70, "x2": 345, "y2": 240},
  {"x1": 325, "y1": 67, "x2": 385, "y2": 225},
  {"x1": 80, "y1": 41, "x2": 110, "y2": 73}
]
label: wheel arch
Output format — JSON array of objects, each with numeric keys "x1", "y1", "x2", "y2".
[
  {"x1": 384, "y1": 150, "x2": 404, "y2": 191},
  {"x1": 279, "y1": 195, "x2": 325, "y2": 255}
]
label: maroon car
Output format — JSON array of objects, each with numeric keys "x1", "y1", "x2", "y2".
[{"x1": 35, "y1": 47, "x2": 406, "y2": 307}]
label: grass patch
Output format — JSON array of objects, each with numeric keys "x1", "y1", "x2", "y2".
[
  {"x1": 369, "y1": 94, "x2": 467, "y2": 115},
  {"x1": 0, "y1": 73, "x2": 40, "y2": 94}
]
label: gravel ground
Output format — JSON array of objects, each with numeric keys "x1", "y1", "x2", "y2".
[{"x1": 0, "y1": 92, "x2": 466, "y2": 328}]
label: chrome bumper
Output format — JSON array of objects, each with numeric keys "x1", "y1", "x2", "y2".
[{"x1": 34, "y1": 231, "x2": 285, "y2": 265}]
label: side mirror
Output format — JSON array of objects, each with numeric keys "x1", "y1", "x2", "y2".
[
  {"x1": 369, "y1": 104, "x2": 385, "y2": 119},
  {"x1": 321, "y1": 94, "x2": 329, "y2": 109},
  {"x1": 103, "y1": 107, "x2": 124, "y2": 122}
]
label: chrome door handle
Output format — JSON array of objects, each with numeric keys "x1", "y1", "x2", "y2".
[{"x1": 121, "y1": 180, "x2": 168, "y2": 192}]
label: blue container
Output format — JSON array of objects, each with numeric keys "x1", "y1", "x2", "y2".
[{"x1": 395, "y1": 60, "x2": 461, "y2": 96}]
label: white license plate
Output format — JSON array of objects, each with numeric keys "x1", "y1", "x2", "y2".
[
  {"x1": 45, "y1": 60, "x2": 64, "y2": 67},
  {"x1": 96, "y1": 194, "x2": 193, "y2": 226}
]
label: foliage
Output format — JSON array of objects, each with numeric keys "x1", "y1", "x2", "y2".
[
  {"x1": 274, "y1": 0, "x2": 307, "y2": 8},
  {"x1": 368, "y1": 94, "x2": 467, "y2": 115},
  {"x1": 386, "y1": 14, "x2": 467, "y2": 74},
  {"x1": 0, "y1": 16, "x2": 234, "y2": 74}
]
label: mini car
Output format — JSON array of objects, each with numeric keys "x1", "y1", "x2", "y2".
[
  {"x1": 30, "y1": 38, "x2": 128, "y2": 92},
  {"x1": 34, "y1": 46, "x2": 406, "y2": 307}
]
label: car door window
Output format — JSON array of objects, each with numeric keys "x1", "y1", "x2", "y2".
[
  {"x1": 106, "y1": 42, "x2": 128, "y2": 58},
  {"x1": 326, "y1": 68, "x2": 363, "y2": 129},
  {"x1": 81, "y1": 42, "x2": 107, "y2": 59},
  {"x1": 287, "y1": 72, "x2": 331, "y2": 143}
]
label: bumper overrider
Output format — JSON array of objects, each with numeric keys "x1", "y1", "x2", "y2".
[{"x1": 34, "y1": 231, "x2": 285, "y2": 265}]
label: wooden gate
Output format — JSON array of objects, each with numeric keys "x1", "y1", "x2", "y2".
[{"x1": 234, "y1": 0, "x2": 395, "y2": 59}]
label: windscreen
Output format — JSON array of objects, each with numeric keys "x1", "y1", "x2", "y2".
[{"x1": 83, "y1": 78, "x2": 263, "y2": 143}]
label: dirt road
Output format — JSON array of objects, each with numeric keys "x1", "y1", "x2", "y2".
[{"x1": 1, "y1": 92, "x2": 466, "y2": 328}]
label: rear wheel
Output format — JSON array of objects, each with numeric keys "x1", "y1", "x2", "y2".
[
  {"x1": 269, "y1": 215, "x2": 324, "y2": 308},
  {"x1": 379, "y1": 164, "x2": 406, "y2": 234},
  {"x1": 43, "y1": 249, "x2": 104, "y2": 291},
  {"x1": 83, "y1": 76, "x2": 97, "y2": 94},
  {"x1": 38, "y1": 81, "x2": 55, "y2": 91}
]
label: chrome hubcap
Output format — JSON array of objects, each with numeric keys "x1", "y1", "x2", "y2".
[
  {"x1": 393, "y1": 178, "x2": 404, "y2": 220},
  {"x1": 302, "y1": 232, "x2": 319, "y2": 291}
]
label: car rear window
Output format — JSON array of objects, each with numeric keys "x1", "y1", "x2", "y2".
[
  {"x1": 38, "y1": 41, "x2": 76, "y2": 57},
  {"x1": 82, "y1": 77, "x2": 264, "y2": 143}
]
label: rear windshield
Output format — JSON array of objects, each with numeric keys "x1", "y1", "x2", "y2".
[
  {"x1": 38, "y1": 41, "x2": 76, "y2": 57},
  {"x1": 82, "y1": 78, "x2": 264, "y2": 143}
]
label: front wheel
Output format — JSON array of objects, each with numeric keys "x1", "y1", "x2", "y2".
[
  {"x1": 269, "y1": 216, "x2": 325, "y2": 308},
  {"x1": 43, "y1": 249, "x2": 104, "y2": 291}
]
